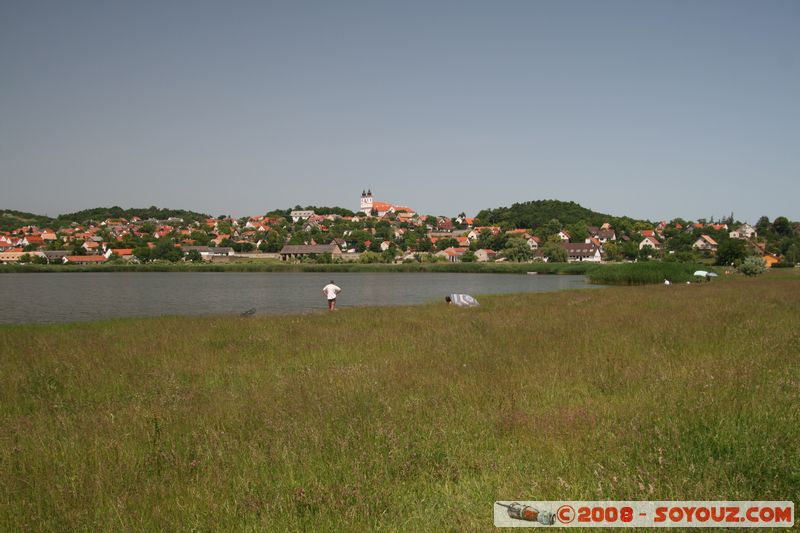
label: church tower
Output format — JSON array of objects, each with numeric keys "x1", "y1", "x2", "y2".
[{"x1": 360, "y1": 189, "x2": 373, "y2": 215}]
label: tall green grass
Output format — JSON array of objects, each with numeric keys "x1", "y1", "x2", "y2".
[
  {"x1": 1, "y1": 274, "x2": 797, "y2": 530},
  {"x1": 585, "y1": 261, "x2": 714, "y2": 285}
]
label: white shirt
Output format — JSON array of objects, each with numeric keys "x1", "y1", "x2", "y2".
[
  {"x1": 449, "y1": 293, "x2": 479, "y2": 307},
  {"x1": 322, "y1": 283, "x2": 341, "y2": 300}
]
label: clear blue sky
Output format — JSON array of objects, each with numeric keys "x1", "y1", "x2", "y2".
[{"x1": 1, "y1": 0, "x2": 798, "y2": 223}]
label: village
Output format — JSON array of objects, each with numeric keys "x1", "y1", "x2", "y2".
[{"x1": 0, "y1": 190, "x2": 792, "y2": 268}]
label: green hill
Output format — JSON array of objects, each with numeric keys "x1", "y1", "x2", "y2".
[
  {"x1": 477, "y1": 199, "x2": 611, "y2": 227},
  {"x1": 56, "y1": 206, "x2": 211, "y2": 224},
  {"x1": 267, "y1": 206, "x2": 357, "y2": 218},
  {"x1": 475, "y1": 199, "x2": 650, "y2": 231},
  {"x1": 0, "y1": 206, "x2": 212, "y2": 231},
  {"x1": 0, "y1": 210, "x2": 58, "y2": 232}
]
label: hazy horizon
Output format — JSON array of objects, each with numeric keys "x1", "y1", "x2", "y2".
[{"x1": 2, "y1": 1, "x2": 798, "y2": 224}]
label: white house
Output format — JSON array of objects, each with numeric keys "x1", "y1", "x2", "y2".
[
  {"x1": 639, "y1": 236, "x2": 661, "y2": 251},
  {"x1": 562, "y1": 243, "x2": 601, "y2": 262},
  {"x1": 435, "y1": 247, "x2": 467, "y2": 263},
  {"x1": 729, "y1": 224, "x2": 757, "y2": 240},
  {"x1": 692, "y1": 234, "x2": 718, "y2": 252},
  {"x1": 290, "y1": 210, "x2": 315, "y2": 223},
  {"x1": 467, "y1": 226, "x2": 500, "y2": 241},
  {"x1": 474, "y1": 248, "x2": 497, "y2": 262},
  {"x1": 588, "y1": 226, "x2": 616, "y2": 242}
]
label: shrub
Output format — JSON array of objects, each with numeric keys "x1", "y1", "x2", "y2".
[{"x1": 738, "y1": 256, "x2": 766, "y2": 277}]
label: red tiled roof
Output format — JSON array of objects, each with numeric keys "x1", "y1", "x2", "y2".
[{"x1": 64, "y1": 255, "x2": 107, "y2": 263}]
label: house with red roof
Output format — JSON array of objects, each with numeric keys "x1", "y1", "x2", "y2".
[
  {"x1": 639, "y1": 236, "x2": 661, "y2": 251},
  {"x1": 63, "y1": 255, "x2": 108, "y2": 265},
  {"x1": 435, "y1": 247, "x2": 468, "y2": 263},
  {"x1": 467, "y1": 226, "x2": 501, "y2": 241},
  {"x1": 587, "y1": 226, "x2": 616, "y2": 242},
  {"x1": 693, "y1": 234, "x2": 718, "y2": 252},
  {"x1": 20, "y1": 235, "x2": 44, "y2": 247},
  {"x1": 105, "y1": 248, "x2": 134, "y2": 260},
  {"x1": 763, "y1": 254, "x2": 780, "y2": 268},
  {"x1": 586, "y1": 236, "x2": 603, "y2": 250},
  {"x1": 82, "y1": 240, "x2": 102, "y2": 252},
  {"x1": 0, "y1": 251, "x2": 30, "y2": 263}
]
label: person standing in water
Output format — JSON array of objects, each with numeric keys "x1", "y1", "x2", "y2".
[{"x1": 322, "y1": 280, "x2": 342, "y2": 311}]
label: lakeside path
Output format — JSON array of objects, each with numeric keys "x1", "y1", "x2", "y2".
[{"x1": 1, "y1": 271, "x2": 797, "y2": 530}]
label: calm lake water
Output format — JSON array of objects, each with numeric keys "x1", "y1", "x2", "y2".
[{"x1": 0, "y1": 272, "x2": 599, "y2": 324}]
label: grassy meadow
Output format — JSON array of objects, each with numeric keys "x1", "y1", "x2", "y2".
[{"x1": 1, "y1": 271, "x2": 798, "y2": 531}]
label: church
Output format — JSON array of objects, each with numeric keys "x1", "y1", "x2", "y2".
[{"x1": 359, "y1": 190, "x2": 414, "y2": 217}]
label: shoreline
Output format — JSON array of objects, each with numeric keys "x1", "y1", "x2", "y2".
[
  {"x1": 0, "y1": 260, "x2": 715, "y2": 285},
  {"x1": 0, "y1": 272, "x2": 607, "y2": 328}
]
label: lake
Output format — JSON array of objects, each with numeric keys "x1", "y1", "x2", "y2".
[{"x1": 0, "y1": 272, "x2": 599, "y2": 324}]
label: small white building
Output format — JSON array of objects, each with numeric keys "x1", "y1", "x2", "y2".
[
  {"x1": 290, "y1": 210, "x2": 315, "y2": 223},
  {"x1": 562, "y1": 243, "x2": 601, "y2": 262},
  {"x1": 729, "y1": 224, "x2": 757, "y2": 240},
  {"x1": 639, "y1": 236, "x2": 661, "y2": 251},
  {"x1": 474, "y1": 248, "x2": 497, "y2": 262},
  {"x1": 692, "y1": 234, "x2": 718, "y2": 252}
]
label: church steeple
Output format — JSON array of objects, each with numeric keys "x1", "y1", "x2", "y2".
[{"x1": 360, "y1": 188, "x2": 374, "y2": 214}]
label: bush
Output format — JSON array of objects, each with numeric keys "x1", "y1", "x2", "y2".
[
  {"x1": 738, "y1": 256, "x2": 767, "y2": 277},
  {"x1": 185, "y1": 250, "x2": 203, "y2": 262},
  {"x1": 359, "y1": 252, "x2": 381, "y2": 264}
]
